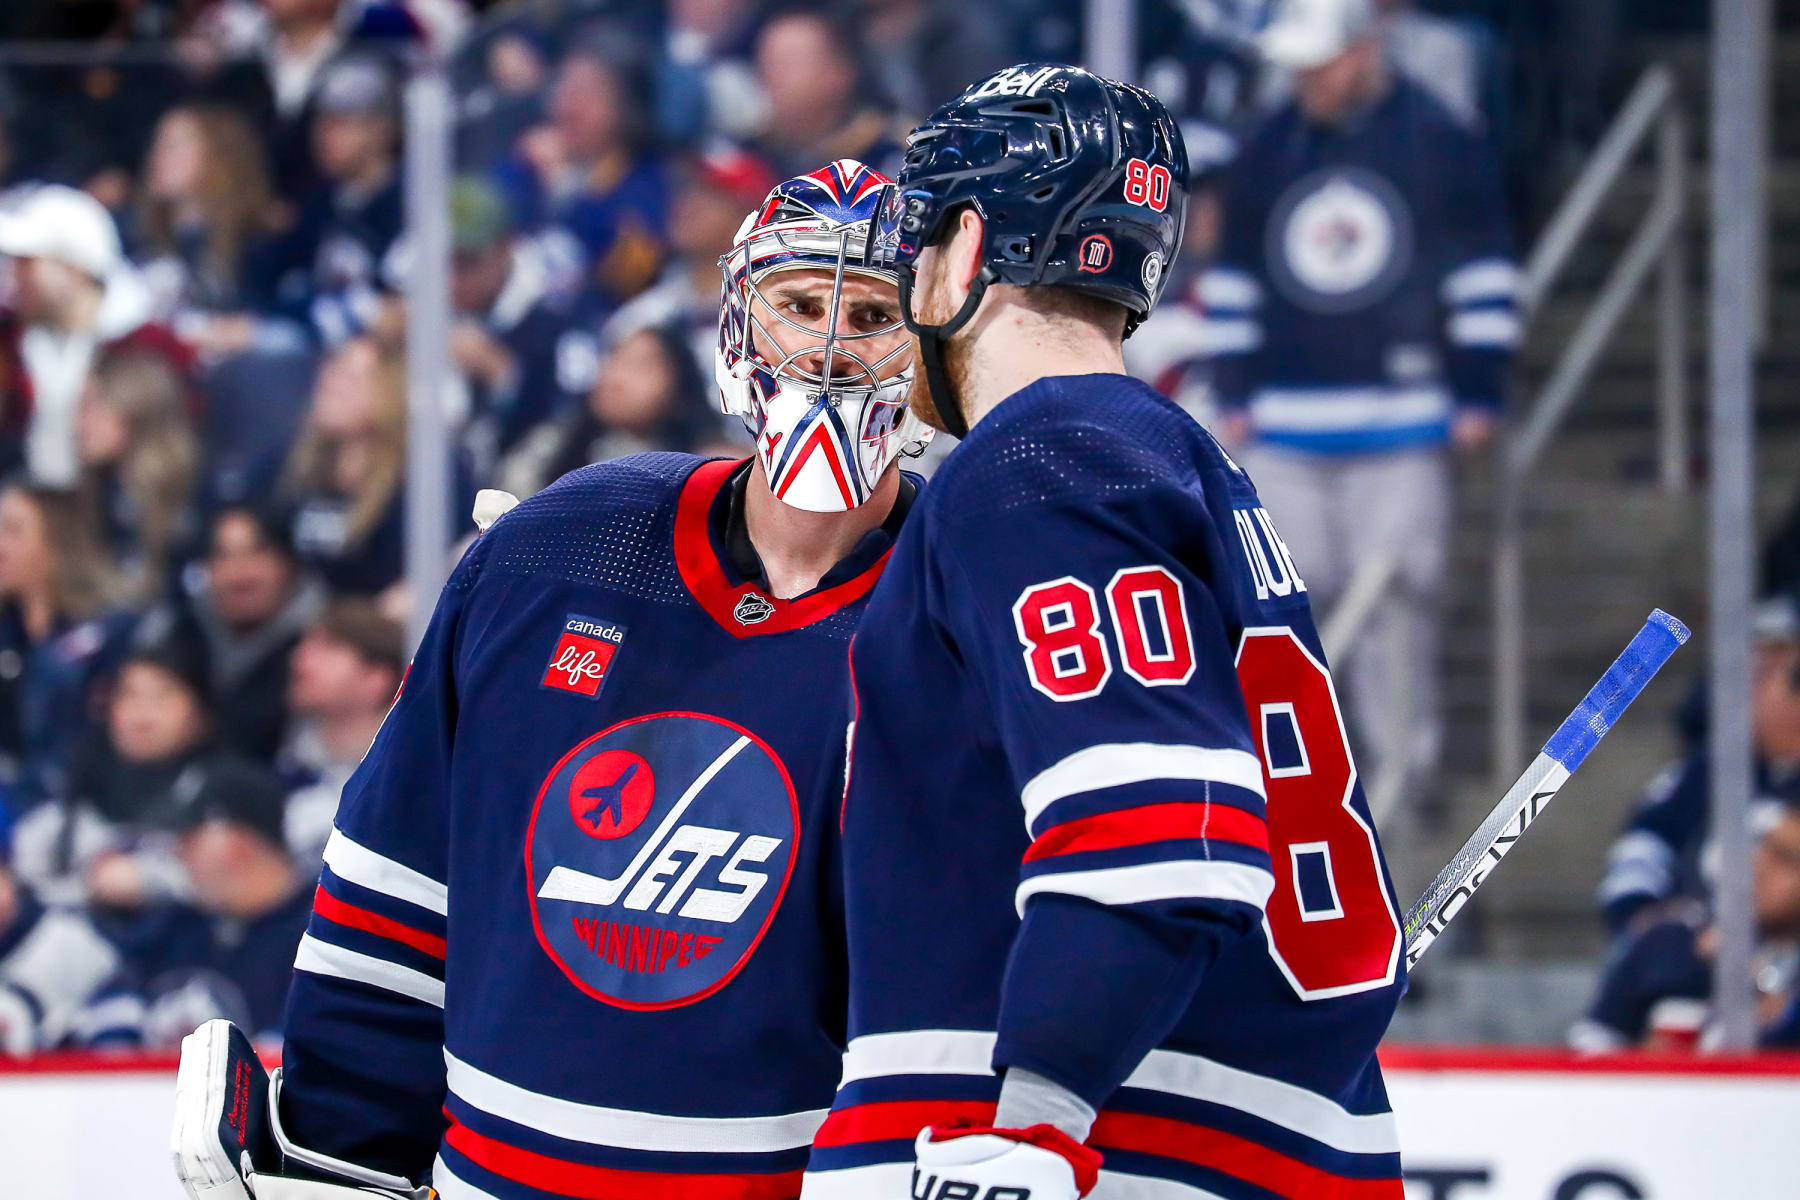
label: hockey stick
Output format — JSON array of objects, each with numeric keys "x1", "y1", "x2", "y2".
[{"x1": 1401, "y1": 609, "x2": 1690, "y2": 967}]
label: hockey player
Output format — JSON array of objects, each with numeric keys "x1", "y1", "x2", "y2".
[
  {"x1": 803, "y1": 68, "x2": 1406, "y2": 1199},
  {"x1": 171, "y1": 159, "x2": 932, "y2": 1200}
]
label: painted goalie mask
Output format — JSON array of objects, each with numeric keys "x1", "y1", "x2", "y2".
[{"x1": 716, "y1": 159, "x2": 931, "y2": 513}]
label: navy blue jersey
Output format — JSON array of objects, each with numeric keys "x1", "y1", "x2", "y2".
[
  {"x1": 1598, "y1": 754, "x2": 1800, "y2": 935},
  {"x1": 811, "y1": 377, "x2": 1405, "y2": 1200},
  {"x1": 1570, "y1": 906, "x2": 1712, "y2": 1052},
  {"x1": 1200, "y1": 80, "x2": 1518, "y2": 454},
  {"x1": 279, "y1": 454, "x2": 903, "y2": 1200}
]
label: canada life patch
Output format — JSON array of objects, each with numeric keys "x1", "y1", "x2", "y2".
[
  {"x1": 526, "y1": 712, "x2": 799, "y2": 1009},
  {"x1": 541, "y1": 614, "x2": 626, "y2": 698}
]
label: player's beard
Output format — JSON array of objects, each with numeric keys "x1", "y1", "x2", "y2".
[{"x1": 900, "y1": 266, "x2": 975, "y2": 437}]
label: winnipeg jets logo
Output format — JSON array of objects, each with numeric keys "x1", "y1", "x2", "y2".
[
  {"x1": 734, "y1": 593, "x2": 776, "y2": 626},
  {"x1": 1271, "y1": 168, "x2": 1413, "y2": 313},
  {"x1": 527, "y1": 713, "x2": 799, "y2": 1009}
]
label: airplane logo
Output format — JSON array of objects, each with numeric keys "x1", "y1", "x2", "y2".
[
  {"x1": 581, "y1": 761, "x2": 639, "y2": 828},
  {"x1": 568, "y1": 751, "x2": 654, "y2": 840}
]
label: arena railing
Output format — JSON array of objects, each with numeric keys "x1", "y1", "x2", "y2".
[{"x1": 1491, "y1": 64, "x2": 1691, "y2": 778}]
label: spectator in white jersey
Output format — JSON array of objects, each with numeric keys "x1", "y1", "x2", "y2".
[{"x1": 1200, "y1": 0, "x2": 1519, "y2": 819}]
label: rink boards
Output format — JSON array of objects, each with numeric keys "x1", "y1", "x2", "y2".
[{"x1": 3, "y1": 1047, "x2": 1799, "y2": 1199}]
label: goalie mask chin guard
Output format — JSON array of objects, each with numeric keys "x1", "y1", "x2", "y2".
[
  {"x1": 716, "y1": 159, "x2": 931, "y2": 514},
  {"x1": 871, "y1": 63, "x2": 1191, "y2": 439}
]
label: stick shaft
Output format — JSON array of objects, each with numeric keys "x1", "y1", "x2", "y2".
[{"x1": 1402, "y1": 610, "x2": 1689, "y2": 967}]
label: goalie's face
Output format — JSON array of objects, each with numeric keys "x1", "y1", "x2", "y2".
[
  {"x1": 747, "y1": 266, "x2": 910, "y2": 387},
  {"x1": 716, "y1": 197, "x2": 934, "y2": 513}
]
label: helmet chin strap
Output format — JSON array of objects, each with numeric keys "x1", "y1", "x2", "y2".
[{"x1": 897, "y1": 263, "x2": 994, "y2": 441}]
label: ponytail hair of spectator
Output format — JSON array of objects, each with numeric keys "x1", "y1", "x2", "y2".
[
  {"x1": 81, "y1": 348, "x2": 200, "y2": 600},
  {"x1": 138, "y1": 105, "x2": 279, "y2": 299},
  {"x1": 281, "y1": 336, "x2": 407, "y2": 550}
]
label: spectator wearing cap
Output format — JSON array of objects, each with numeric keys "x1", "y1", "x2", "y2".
[
  {"x1": 0, "y1": 482, "x2": 133, "y2": 816},
  {"x1": 601, "y1": 145, "x2": 777, "y2": 391},
  {"x1": 1573, "y1": 802, "x2": 1800, "y2": 1053},
  {"x1": 1198, "y1": 0, "x2": 1519, "y2": 818},
  {"x1": 1598, "y1": 595, "x2": 1800, "y2": 939},
  {"x1": 266, "y1": 55, "x2": 406, "y2": 349},
  {"x1": 84, "y1": 752, "x2": 308, "y2": 1048},
  {"x1": 446, "y1": 175, "x2": 598, "y2": 478},
  {"x1": 498, "y1": 323, "x2": 733, "y2": 498},
  {"x1": 494, "y1": 38, "x2": 670, "y2": 314},
  {"x1": 0, "y1": 184, "x2": 194, "y2": 487},
  {"x1": 749, "y1": 8, "x2": 903, "y2": 180},
  {"x1": 280, "y1": 599, "x2": 403, "y2": 867},
  {"x1": 138, "y1": 503, "x2": 327, "y2": 765}
]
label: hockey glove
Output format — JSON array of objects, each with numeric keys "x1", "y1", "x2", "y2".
[
  {"x1": 911, "y1": 1123, "x2": 1102, "y2": 1199},
  {"x1": 173, "y1": 1019, "x2": 435, "y2": 1200}
]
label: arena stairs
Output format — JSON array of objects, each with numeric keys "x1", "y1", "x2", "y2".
[{"x1": 1386, "y1": 30, "x2": 1800, "y2": 1042}]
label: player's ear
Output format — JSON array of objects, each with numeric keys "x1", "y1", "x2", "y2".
[{"x1": 948, "y1": 208, "x2": 985, "y2": 298}]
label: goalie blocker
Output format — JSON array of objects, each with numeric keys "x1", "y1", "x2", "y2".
[{"x1": 173, "y1": 1020, "x2": 437, "y2": 1200}]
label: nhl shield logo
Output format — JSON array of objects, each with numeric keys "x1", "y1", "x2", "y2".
[
  {"x1": 526, "y1": 712, "x2": 799, "y2": 1010},
  {"x1": 733, "y1": 592, "x2": 776, "y2": 626}
]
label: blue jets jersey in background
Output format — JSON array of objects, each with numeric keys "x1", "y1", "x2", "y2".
[
  {"x1": 1201, "y1": 79, "x2": 1519, "y2": 454},
  {"x1": 279, "y1": 454, "x2": 903, "y2": 1200},
  {"x1": 808, "y1": 377, "x2": 1406, "y2": 1200}
]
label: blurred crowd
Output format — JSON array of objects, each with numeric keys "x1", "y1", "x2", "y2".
[
  {"x1": 0, "y1": 0, "x2": 1059, "y2": 1056},
  {"x1": 1575, "y1": 549, "x2": 1800, "y2": 1052},
  {"x1": 0, "y1": 0, "x2": 1723, "y2": 1057}
]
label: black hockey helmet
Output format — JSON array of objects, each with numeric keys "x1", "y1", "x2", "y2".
[{"x1": 870, "y1": 63, "x2": 1189, "y2": 436}]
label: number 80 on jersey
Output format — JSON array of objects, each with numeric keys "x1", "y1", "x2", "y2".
[{"x1": 1012, "y1": 566, "x2": 1196, "y2": 701}]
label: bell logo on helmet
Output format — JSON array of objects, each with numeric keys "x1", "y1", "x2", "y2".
[
  {"x1": 967, "y1": 64, "x2": 1059, "y2": 101},
  {"x1": 1078, "y1": 235, "x2": 1113, "y2": 274}
]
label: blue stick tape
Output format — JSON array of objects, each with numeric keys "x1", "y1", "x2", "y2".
[{"x1": 1542, "y1": 609, "x2": 1690, "y2": 771}]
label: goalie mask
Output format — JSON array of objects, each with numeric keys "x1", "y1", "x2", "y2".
[{"x1": 717, "y1": 159, "x2": 930, "y2": 513}]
